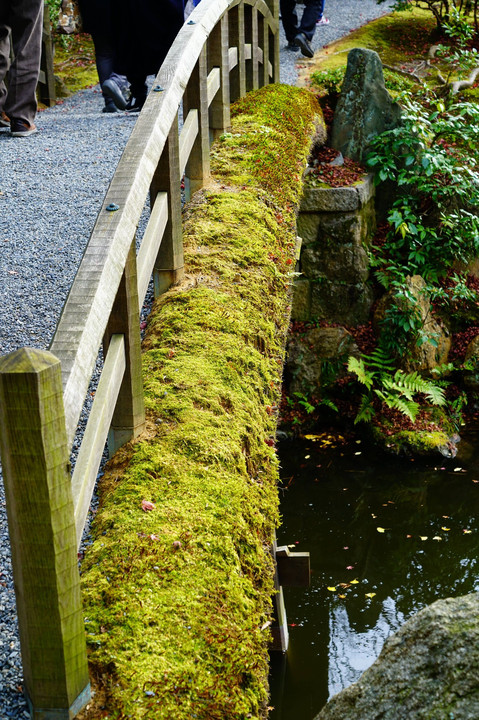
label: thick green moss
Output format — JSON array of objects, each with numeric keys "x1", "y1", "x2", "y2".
[{"x1": 79, "y1": 84, "x2": 321, "y2": 719}]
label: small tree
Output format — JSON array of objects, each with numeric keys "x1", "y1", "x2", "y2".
[{"x1": 376, "y1": 0, "x2": 478, "y2": 31}]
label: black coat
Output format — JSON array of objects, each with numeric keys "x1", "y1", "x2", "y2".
[
  {"x1": 78, "y1": 0, "x2": 184, "y2": 79},
  {"x1": 115, "y1": 0, "x2": 184, "y2": 79}
]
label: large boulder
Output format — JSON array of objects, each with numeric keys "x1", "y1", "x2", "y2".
[
  {"x1": 315, "y1": 593, "x2": 479, "y2": 720},
  {"x1": 374, "y1": 275, "x2": 451, "y2": 374},
  {"x1": 331, "y1": 48, "x2": 402, "y2": 163}
]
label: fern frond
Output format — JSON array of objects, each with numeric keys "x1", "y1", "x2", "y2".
[
  {"x1": 347, "y1": 356, "x2": 374, "y2": 389},
  {"x1": 354, "y1": 394, "x2": 376, "y2": 424},
  {"x1": 361, "y1": 347, "x2": 396, "y2": 372},
  {"x1": 375, "y1": 389, "x2": 419, "y2": 421}
]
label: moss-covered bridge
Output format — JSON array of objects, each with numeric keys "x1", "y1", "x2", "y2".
[{"x1": 0, "y1": 0, "x2": 324, "y2": 716}]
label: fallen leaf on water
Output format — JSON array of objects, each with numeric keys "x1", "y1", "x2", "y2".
[
  {"x1": 141, "y1": 499, "x2": 155, "y2": 512},
  {"x1": 338, "y1": 594, "x2": 346, "y2": 599},
  {"x1": 327, "y1": 586, "x2": 337, "y2": 592},
  {"x1": 441, "y1": 527, "x2": 450, "y2": 531},
  {"x1": 473, "y1": 479, "x2": 479, "y2": 484},
  {"x1": 365, "y1": 593, "x2": 376, "y2": 598},
  {"x1": 354, "y1": 451, "x2": 362, "y2": 455},
  {"x1": 377, "y1": 527, "x2": 386, "y2": 533},
  {"x1": 463, "y1": 529, "x2": 472, "y2": 534},
  {"x1": 350, "y1": 579, "x2": 359, "y2": 585},
  {"x1": 433, "y1": 536, "x2": 442, "y2": 541},
  {"x1": 420, "y1": 536, "x2": 428, "y2": 541},
  {"x1": 406, "y1": 534, "x2": 412, "y2": 538},
  {"x1": 453, "y1": 467, "x2": 464, "y2": 472},
  {"x1": 346, "y1": 565, "x2": 354, "y2": 570}
]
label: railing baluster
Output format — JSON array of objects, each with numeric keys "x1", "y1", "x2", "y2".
[
  {"x1": 103, "y1": 239, "x2": 146, "y2": 454},
  {"x1": 0, "y1": 349, "x2": 90, "y2": 719},
  {"x1": 245, "y1": 4, "x2": 259, "y2": 91},
  {"x1": 184, "y1": 48, "x2": 211, "y2": 199},
  {"x1": 150, "y1": 116, "x2": 184, "y2": 296},
  {"x1": 229, "y1": 3, "x2": 246, "y2": 101},
  {"x1": 208, "y1": 15, "x2": 231, "y2": 139}
]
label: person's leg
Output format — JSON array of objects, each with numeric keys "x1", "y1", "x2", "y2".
[
  {"x1": 298, "y1": 0, "x2": 321, "y2": 40},
  {"x1": 280, "y1": 0, "x2": 300, "y2": 44},
  {"x1": 0, "y1": 0, "x2": 12, "y2": 118},
  {"x1": 92, "y1": 32, "x2": 129, "y2": 111},
  {"x1": 5, "y1": 0, "x2": 43, "y2": 127}
]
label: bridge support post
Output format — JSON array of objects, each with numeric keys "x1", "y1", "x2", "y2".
[
  {"x1": 151, "y1": 116, "x2": 184, "y2": 296},
  {"x1": 208, "y1": 15, "x2": 231, "y2": 139},
  {"x1": 271, "y1": 542, "x2": 311, "y2": 652},
  {"x1": 103, "y1": 239, "x2": 146, "y2": 454},
  {"x1": 184, "y1": 48, "x2": 211, "y2": 199},
  {"x1": 229, "y1": 3, "x2": 246, "y2": 102},
  {"x1": 0, "y1": 348, "x2": 90, "y2": 719}
]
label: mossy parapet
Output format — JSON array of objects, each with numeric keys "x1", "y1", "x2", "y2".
[{"x1": 79, "y1": 84, "x2": 322, "y2": 719}]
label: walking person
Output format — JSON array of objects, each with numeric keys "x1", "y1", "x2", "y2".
[
  {"x1": 77, "y1": 0, "x2": 130, "y2": 113},
  {"x1": 317, "y1": 0, "x2": 329, "y2": 25},
  {"x1": 105, "y1": 0, "x2": 185, "y2": 112},
  {"x1": 280, "y1": 0, "x2": 322, "y2": 58},
  {"x1": 0, "y1": 0, "x2": 43, "y2": 137}
]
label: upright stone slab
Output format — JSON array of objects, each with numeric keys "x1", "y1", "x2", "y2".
[{"x1": 331, "y1": 48, "x2": 401, "y2": 162}]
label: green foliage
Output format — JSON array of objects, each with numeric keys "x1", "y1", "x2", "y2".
[
  {"x1": 45, "y1": 0, "x2": 62, "y2": 28},
  {"x1": 367, "y1": 94, "x2": 479, "y2": 347},
  {"x1": 348, "y1": 349, "x2": 446, "y2": 424},
  {"x1": 376, "y1": 0, "x2": 479, "y2": 28},
  {"x1": 310, "y1": 67, "x2": 346, "y2": 96}
]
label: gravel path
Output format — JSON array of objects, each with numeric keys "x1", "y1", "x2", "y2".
[{"x1": 0, "y1": 2, "x2": 393, "y2": 716}]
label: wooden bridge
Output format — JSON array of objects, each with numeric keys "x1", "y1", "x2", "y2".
[{"x1": 0, "y1": 1, "x2": 310, "y2": 717}]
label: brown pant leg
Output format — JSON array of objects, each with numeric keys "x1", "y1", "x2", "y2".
[{"x1": 4, "y1": 0, "x2": 43, "y2": 125}]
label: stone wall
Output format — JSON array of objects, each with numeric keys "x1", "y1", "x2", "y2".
[{"x1": 293, "y1": 175, "x2": 376, "y2": 326}]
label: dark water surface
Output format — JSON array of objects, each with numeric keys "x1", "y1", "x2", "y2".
[{"x1": 269, "y1": 431, "x2": 479, "y2": 719}]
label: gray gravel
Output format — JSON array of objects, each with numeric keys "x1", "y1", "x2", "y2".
[{"x1": 0, "y1": 2, "x2": 393, "y2": 717}]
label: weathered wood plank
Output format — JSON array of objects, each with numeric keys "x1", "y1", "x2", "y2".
[
  {"x1": 0, "y1": 348, "x2": 90, "y2": 717},
  {"x1": 71, "y1": 334, "x2": 126, "y2": 547},
  {"x1": 179, "y1": 109, "x2": 199, "y2": 179},
  {"x1": 229, "y1": 3, "x2": 246, "y2": 101},
  {"x1": 206, "y1": 67, "x2": 221, "y2": 107},
  {"x1": 207, "y1": 14, "x2": 231, "y2": 136},
  {"x1": 276, "y1": 545, "x2": 311, "y2": 587},
  {"x1": 184, "y1": 47, "x2": 211, "y2": 197},
  {"x1": 137, "y1": 192, "x2": 168, "y2": 307},
  {"x1": 150, "y1": 117, "x2": 184, "y2": 296},
  {"x1": 244, "y1": 5, "x2": 259, "y2": 90},
  {"x1": 103, "y1": 239, "x2": 146, "y2": 454}
]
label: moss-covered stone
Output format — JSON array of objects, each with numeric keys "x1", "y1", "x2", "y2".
[{"x1": 79, "y1": 84, "x2": 321, "y2": 719}]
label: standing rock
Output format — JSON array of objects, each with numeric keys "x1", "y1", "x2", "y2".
[
  {"x1": 331, "y1": 48, "x2": 402, "y2": 162},
  {"x1": 314, "y1": 593, "x2": 479, "y2": 720}
]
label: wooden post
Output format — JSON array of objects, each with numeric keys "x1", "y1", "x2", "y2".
[
  {"x1": 244, "y1": 4, "x2": 259, "y2": 92},
  {"x1": 271, "y1": 542, "x2": 311, "y2": 652},
  {"x1": 258, "y1": 13, "x2": 269, "y2": 88},
  {"x1": 184, "y1": 48, "x2": 211, "y2": 199},
  {"x1": 103, "y1": 239, "x2": 146, "y2": 454},
  {"x1": 38, "y1": 4, "x2": 56, "y2": 107},
  {"x1": 207, "y1": 15, "x2": 231, "y2": 139},
  {"x1": 263, "y1": 0, "x2": 280, "y2": 83},
  {"x1": 0, "y1": 348, "x2": 90, "y2": 719},
  {"x1": 228, "y1": 2, "x2": 246, "y2": 102},
  {"x1": 150, "y1": 117, "x2": 184, "y2": 296}
]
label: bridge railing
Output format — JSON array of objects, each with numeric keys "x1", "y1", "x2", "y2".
[{"x1": 0, "y1": 0, "x2": 279, "y2": 716}]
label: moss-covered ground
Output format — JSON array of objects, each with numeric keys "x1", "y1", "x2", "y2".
[{"x1": 78, "y1": 84, "x2": 322, "y2": 719}]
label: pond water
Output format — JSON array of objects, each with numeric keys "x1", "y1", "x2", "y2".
[{"x1": 269, "y1": 430, "x2": 479, "y2": 720}]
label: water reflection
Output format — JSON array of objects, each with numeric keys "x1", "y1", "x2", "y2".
[{"x1": 269, "y1": 432, "x2": 479, "y2": 719}]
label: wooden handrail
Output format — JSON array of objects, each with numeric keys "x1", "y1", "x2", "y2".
[{"x1": 0, "y1": 0, "x2": 279, "y2": 716}]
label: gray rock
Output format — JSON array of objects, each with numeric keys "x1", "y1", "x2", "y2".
[
  {"x1": 287, "y1": 326, "x2": 358, "y2": 395},
  {"x1": 315, "y1": 593, "x2": 479, "y2": 720},
  {"x1": 331, "y1": 48, "x2": 402, "y2": 162}
]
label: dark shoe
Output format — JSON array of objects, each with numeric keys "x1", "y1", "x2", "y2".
[
  {"x1": 102, "y1": 78, "x2": 128, "y2": 110},
  {"x1": 10, "y1": 119, "x2": 37, "y2": 137},
  {"x1": 125, "y1": 94, "x2": 146, "y2": 113},
  {"x1": 0, "y1": 111, "x2": 9, "y2": 128},
  {"x1": 294, "y1": 32, "x2": 314, "y2": 58},
  {"x1": 102, "y1": 98, "x2": 118, "y2": 113},
  {"x1": 286, "y1": 41, "x2": 300, "y2": 51}
]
